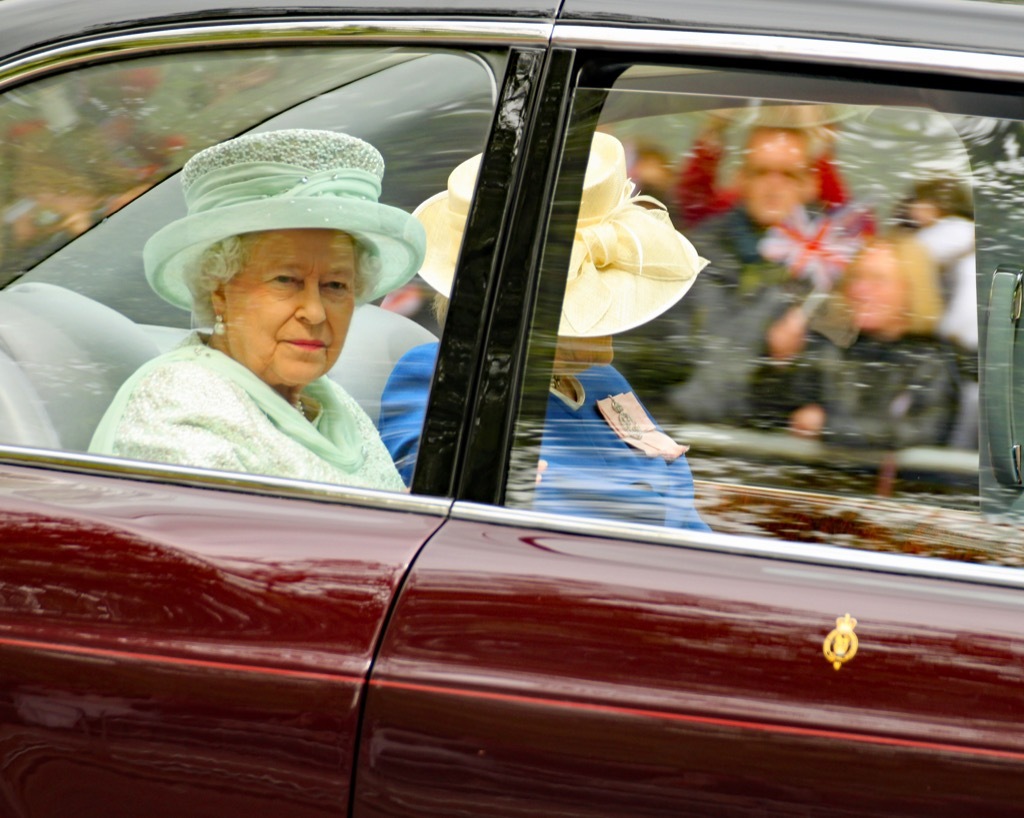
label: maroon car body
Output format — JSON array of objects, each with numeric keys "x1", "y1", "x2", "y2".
[
  {"x1": 2, "y1": 0, "x2": 1024, "y2": 815},
  {"x1": 0, "y1": 462, "x2": 446, "y2": 813}
]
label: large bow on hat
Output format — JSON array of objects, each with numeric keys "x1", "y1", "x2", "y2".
[{"x1": 561, "y1": 183, "x2": 709, "y2": 337}]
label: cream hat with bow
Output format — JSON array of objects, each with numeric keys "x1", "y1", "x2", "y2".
[{"x1": 413, "y1": 132, "x2": 708, "y2": 337}]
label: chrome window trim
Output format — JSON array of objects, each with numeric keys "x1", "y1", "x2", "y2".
[
  {"x1": 451, "y1": 501, "x2": 1024, "y2": 590},
  {"x1": 0, "y1": 19, "x2": 551, "y2": 89},
  {"x1": 554, "y1": 24, "x2": 1024, "y2": 82},
  {"x1": 0, "y1": 447, "x2": 453, "y2": 517}
]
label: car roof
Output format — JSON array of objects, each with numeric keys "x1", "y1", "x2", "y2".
[
  {"x1": 0, "y1": 0, "x2": 559, "y2": 61},
  {"x1": 5, "y1": 0, "x2": 1024, "y2": 62},
  {"x1": 559, "y1": 0, "x2": 1024, "y2": 58}
]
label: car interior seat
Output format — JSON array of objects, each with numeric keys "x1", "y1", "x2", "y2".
[
  {"x1": 329, "y1": 303, "x2": 437, "y2": 424},
  {"x1": 0, "y1": 347, "x2": 61, "y2": 450},
  {"x1": 0, "y1": 282, "x2": 160, "y2": 451}
]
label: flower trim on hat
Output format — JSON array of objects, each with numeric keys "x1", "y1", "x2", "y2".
[{"x1": 182, "y1": 129, "x2": 384, "y2": 192}]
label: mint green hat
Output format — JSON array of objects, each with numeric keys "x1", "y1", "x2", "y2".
[{"x1": 143, "y1": 129, "x2": 426, "y2": 310}]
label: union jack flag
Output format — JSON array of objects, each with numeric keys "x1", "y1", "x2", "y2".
[{"x1": 758, "y1": 203, "x2": 874, "y2": 291}]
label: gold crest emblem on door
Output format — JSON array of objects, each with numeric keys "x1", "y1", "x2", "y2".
[{"x1": 823, "y1": 614, "x2": 858, "y2": 670}]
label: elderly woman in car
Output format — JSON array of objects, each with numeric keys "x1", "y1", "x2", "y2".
[{"x1": 90, "y1": 128, "x2": 425, "y2": 490}]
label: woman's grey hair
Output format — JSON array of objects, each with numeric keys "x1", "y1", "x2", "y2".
[{"x1": 185, "y1": 231, "x2": 369, "y2": 326}]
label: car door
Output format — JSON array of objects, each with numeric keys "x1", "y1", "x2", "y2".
[
  {"x1": 354, "y1": 7, "x2": 1024, "y2": 815},
  {"x1": 0, "y1": 462, "x2": 447, "y2": 817},
  {"x1": 0, "y1": 11, "x2": 536, "y2": 816}
]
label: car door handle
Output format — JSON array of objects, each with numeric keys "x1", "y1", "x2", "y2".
[{"x1": 983, "y1": 265, "x2": 1024, "y2": 487}]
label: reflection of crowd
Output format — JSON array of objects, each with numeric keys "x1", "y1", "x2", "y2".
[
  {"x1": 1, "y1": 66, "x2": 184, "y2": 274},
  {"x1": 753, "y1": 235, "x2": 960, "y2": 451},
  {"x1": 617, "y1": 111, "x2": 976, "y2": 452},
  {"x1": 661, "y1": 123, "x2": 866, "y2": 423},
  {"x1": 673, "y1": 117, "x2": 850, "y2": 230},
  {"x1": 1, "y1": 56, "x2": 296, "y2": 277},
  {"x1": 902, "y1": 177, "x2": 977, "y2": 352}
]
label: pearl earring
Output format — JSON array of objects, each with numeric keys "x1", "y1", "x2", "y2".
[{"x1": 214, "y1": 314, "x2": 226, "y2": 335}]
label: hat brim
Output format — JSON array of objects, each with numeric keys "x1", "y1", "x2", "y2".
[
  {"x1": 411, "y1": 189, "x2": 462, "y2": 296},
  {"x1": 144, "y1": 197, "x2": 426, "y2": 311},
  {"x1": 558, "y1": 259, "x2": 704, "y2": 338},
  {"x1": 415, "y1": 187, "x2": 707, "y2": 336}
]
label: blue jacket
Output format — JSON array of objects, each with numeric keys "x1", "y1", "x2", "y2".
[{"x1": 379, "y1": 341, "x2": 709, "y2": 531}]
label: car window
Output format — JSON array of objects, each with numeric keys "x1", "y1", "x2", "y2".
[
  {"x1": 2, "y1": 49, "x2": 419, "y2": 282},
  {"x1": 0, "y1": 44, "x2": 505, "y2": 484},
  {"x1": 506, "y1": 62, "x2": 1024, "y2": 562},
  {"x1": 4, "y1": 47, "x2": 500, "y2": 324}
]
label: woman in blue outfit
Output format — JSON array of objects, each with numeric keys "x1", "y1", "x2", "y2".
[{"x1": 380, "y1": 132, "x2": 712, "y2": 531}]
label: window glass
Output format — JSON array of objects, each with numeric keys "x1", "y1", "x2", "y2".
[
  {"x1": 508, "y1": 63, "x2": 1024, "y2": 563},
  {"x1": 1, "y1": 49, "x2": 420, "y2": 281},
  {"x1": 0, "y1": 45, "x2": 504, "y2": 495},
  {"x1": 3, "y1": 48, "x2": 500, "y2": 325}
]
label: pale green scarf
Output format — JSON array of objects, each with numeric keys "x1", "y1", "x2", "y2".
[{"x1": 90, "y1": 335, "x2": 366, "y2": 472}]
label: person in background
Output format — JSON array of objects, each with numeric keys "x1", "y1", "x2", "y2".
[
  {"x1": 674, "y1": 114, "x2": 850, "y2": 231},
  {"x1": 626, "y1": 140, "x2": 679, "y2": 222},
  {"x1": 664, "y1": 124, "x2": 870, "y2": 424},
  {"x1": 379, "y1": 132, "x2": 712, "y2": 530},
  {"x1": 674, "y1": 117, "x2": 733, "y2": 229},
  {"x1": 759, "y1": 235, "x2": 959, "y2": 450},
  {"x1": 902, "y1": 177, "x2": 978, "y2": 448},
  {"x1": 90, "y1": 128, "x2": 425, "y2": 490},
  {"x1": 905, "y1": 177, "x2": 977, "y2": 351}
]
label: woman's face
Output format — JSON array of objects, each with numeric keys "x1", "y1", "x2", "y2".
[
  {"x1": 739, "y1": 130, "x2": 815, "y2": 228},
  {"x1": 210, "y1": 228, "x2": 357, "y2": 401},
  {"x1": 845, "y1": 243, "x2": 909, "y2": 340},
  {"x1": 908, "y1": 199, "x2": 940, "y2": 228},
  {"x1": 553, "y1": 335, "x2": 614, "y2": 376}
]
